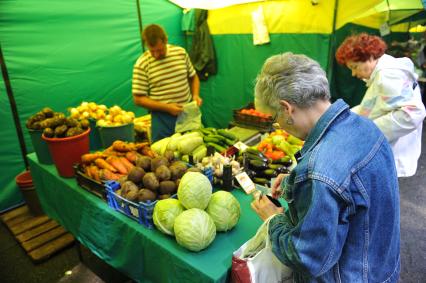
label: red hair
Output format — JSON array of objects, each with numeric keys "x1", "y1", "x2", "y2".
[{"x1": 335, "y1": 33, "x2": 387, "y2": 65}]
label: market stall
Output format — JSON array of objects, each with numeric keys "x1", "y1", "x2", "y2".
[{"x1": 28, "y1": 152, "x2": 263, "y2": 282}]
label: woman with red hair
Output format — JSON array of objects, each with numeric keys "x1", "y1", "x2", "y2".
[{"x1": 336, "y1": 33, "x2": 426, "y2": 177}]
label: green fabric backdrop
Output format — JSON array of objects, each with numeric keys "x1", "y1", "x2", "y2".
[
  {"x1": 200, "y1": 34, "x2": 331, "y2": 128},
  {"x1": 0, "y1": 0, "x2": 184, "y2": 211}
]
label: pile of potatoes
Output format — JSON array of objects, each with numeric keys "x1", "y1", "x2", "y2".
[
  {"x1": 26, "y1": 107, "x2": 89, "y2": 138},
  {"x1": 116, "y1": 153, "x2": 195, "y2": 203},
  {"x1": 69, "y1": 102, "x2": 135, "y2": 127}
]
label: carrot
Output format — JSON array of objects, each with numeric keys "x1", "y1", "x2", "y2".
[
  {"x1": 106, "y1": 156, "x2": 128, "y2": 174},
  {"x1": 112, "y1": 140, "x2": 136, "y2": 152},
  {"x1": 81, "y1": 152, "x2": 105, "y2": 164},
  {"x1": 134, "y1": 142, "x2": 149, "y2": 150},
  {"x1": 139, "y1": 145, "x2": 157, "y2": 158},
  {"x1": 125, "y1": 151, "x2": 140, "y2": 163},
  {"x1": 84, "y1": 165, "x2": 93, "y2": 178},
  {"x1": 94, "y1": 158, "x2": 118, "y2": 173},
  {"x1": 99, "y1": 169, "x2": 122, "y2": 181},
  {"x1": 119, "y1": 157, "x2": 134, "y2": 172},
  {"x1": 89, "y1": 166, "x2": 100, "y2": 181}
]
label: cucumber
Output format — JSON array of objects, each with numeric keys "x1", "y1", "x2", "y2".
[
  {"x1": 217, "y1": 129, "x2": 237, "y2": 140},
  {"x1": 203, "y1": 136, "x2": 221, "y2": 144},
  {"x1": 206, "y1": 142, "x2": 227, "y2": 153},
  {"x1": 253, "y1": 177, "x2": 269, "y2": 185},
  {"x1": 225, "y1": 138, "x2": 237, "y2": 146}
]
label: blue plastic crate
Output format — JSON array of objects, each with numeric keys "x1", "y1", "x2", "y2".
[{"x1": 105, "y1": 180, "x2": 176, "y2": 229}]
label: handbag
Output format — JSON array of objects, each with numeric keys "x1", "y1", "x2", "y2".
[{"x1": 231, "y1": 215, "x2": 293, "y2": 283}]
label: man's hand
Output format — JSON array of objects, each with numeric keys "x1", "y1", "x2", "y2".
[
  {"x1": 251, "y1": 195, "x2": 284, "y2": 221},
  {"x1": 167, "y1": 103, "x2": 183, "y2": 116},
  {"x1": 271, "y1": 173, "x2": 288, "y2": 199},
  {"x1": 193, "y1": 96, "x2": 203, "y2": 106}
]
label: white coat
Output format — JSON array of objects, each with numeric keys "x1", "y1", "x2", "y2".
[{"x1": 353, "y1": 54, "x2": 426, "y2": 177}]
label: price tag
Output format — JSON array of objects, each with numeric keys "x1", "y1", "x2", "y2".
[
  {"x1": 233, "y1": 141, "x2": 248, "y2": 151},
  {"x1": 235, "y1": 172, "x2": 256, "y2": 194}
]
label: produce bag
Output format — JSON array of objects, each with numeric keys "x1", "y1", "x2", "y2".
[
  {"x1": 231, "y1": 215, "x2": 292, "y2": 283},
  {"x1": 175, "y1": 101, "x2": 202, "y2": 133}
]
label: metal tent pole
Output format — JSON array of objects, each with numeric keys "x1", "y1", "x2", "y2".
[
  {"x1": 136, "y1": 0, "x2": 145, "y2": 52},
  {"x1": 0, "y1": 44, "x2": 29, "y2": 169}
]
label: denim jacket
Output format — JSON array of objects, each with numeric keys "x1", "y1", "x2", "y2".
[{"x1": 269, "y1": 99, "x2": 400, "y2": 283}]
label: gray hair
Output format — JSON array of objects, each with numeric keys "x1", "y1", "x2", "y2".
[{"x1": 255, "y1": 52, "x2": 330, "y2": 114}]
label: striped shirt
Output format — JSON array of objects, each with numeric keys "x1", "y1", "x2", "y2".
[{"x1": 132, "y1": 44, "x2": 196, "y2": 104}]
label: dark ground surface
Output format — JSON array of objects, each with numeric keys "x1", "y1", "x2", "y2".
[{"x1": 0, "y1": 123, "x2": 426, "y2": 283}]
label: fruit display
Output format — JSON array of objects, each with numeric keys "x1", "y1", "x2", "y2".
[
  {"x1": 69, "y1": 102, "x2": 135, "y2": 126},
  {"x1": 26, "y1": 108, "x2": 89, "y2": 138}
]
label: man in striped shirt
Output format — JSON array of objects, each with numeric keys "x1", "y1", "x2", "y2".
[{"x1": 132, "y1": 24, "x2": 201, "y2": 142}]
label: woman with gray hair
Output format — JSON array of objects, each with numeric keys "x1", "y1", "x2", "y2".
[{"x1": 251, "y1": 53, "x2": 400, "y2": 282}]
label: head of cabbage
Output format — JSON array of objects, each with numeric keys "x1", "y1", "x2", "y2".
[
  {"x1": 174, "y1": 208, "x2": 216, "y2": 252},
  {"x1": 153, "y1": 199, "x2": 185, "y2": 236},
  {"x1": 206, "y1": 191, "x2": 241, "y2": 232},
  {"x1": 177, "y1": 172, "x2": 212, "y2": 209}
]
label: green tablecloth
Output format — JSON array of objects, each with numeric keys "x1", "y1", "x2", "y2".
[{"x1": 28, "y1": 153, "x2": 263, "y2": 283}]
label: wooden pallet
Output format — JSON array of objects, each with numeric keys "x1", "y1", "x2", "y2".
[{"x1": 0, "y1": 205, "x2": 75, "y2": 262}]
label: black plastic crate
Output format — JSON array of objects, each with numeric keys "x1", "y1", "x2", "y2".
[
  {"x1": 74, "y1": 164, "x2": 107, "y2": 200},
  {"x1": 232, "y1": 103, "x2": 275, "y2": 131}
]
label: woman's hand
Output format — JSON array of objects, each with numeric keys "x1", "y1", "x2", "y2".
[
  {"x1": 251, "y1": 195, "x2": 284, "y2": 221},
  {"x1": 271, "y1": 173, "x2": 288, "y2": 199}
]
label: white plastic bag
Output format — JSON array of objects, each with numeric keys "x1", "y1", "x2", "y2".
[
  {"x1": 175, "y1": 101, "x2": 202, "y2": 133},
  {"x1": 251, "y1": 6, "x2": 270, "y2": 46},
  {"x1": 231, "y1": 216, "x2": 293, "y2": 283}
]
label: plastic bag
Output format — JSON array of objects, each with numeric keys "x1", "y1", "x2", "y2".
[
  {"x1": 251, "y1": 6, "x2": 270, "y2": 46},
  {"x1": 175, "y1": 101, "x2": 202, "y2": 133},
  {"x1": 231, "y1": 215, "x2": 292, "y2": 283}
]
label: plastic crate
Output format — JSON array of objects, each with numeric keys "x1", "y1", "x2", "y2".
[
  {"x1": 74, "y1": 164, "x2": 107, "y2": 200},
  {"x1": 232, "y1": 103, "x2": 275, "y2": 131},
  {"x1": 105, "y1": 181, "x2": 176, "y2": 229}
]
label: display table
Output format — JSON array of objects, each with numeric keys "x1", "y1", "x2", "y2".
[{"x1": 28, "y1": 153, "x2": 263, "y2": 283}]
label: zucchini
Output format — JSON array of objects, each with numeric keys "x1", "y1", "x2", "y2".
[
  {"x1": 272, "y1": 157, "x2": 293, "y2": 167},
  {"x1": 245, "y1": 152, "x2": 268, "y2": 163},
  {"x1": 246, "y1": 148, "x2": 267, "y2": 159},
  {"x1": 263, "y1": 169, "x2": 278, "y2": 178},
  {"x1": 249, "y1": 159, "x2": 268, "y2": 170}
]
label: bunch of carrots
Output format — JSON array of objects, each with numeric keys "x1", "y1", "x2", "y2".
[{"x1": 80, "y1": 140, "x2": 156, "y2": 181}]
